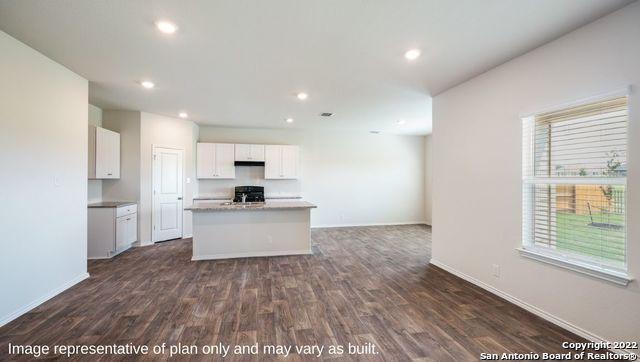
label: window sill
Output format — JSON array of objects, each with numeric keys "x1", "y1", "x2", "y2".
[{"x1": 517, "y1": 247, "x2": 633, "y2": 286}]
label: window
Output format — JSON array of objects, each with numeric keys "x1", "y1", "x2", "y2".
[{"x1": 521, "y1": 96, "x2": 629, "y2": 284}]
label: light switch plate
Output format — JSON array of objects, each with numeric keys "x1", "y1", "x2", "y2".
[{"x1": 492, "y1": 264, "x2": 500, "y2": 278}]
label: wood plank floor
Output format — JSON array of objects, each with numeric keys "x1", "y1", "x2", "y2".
[{"x1": 1, "y1": 225, "x2": 590, "y2": 361}]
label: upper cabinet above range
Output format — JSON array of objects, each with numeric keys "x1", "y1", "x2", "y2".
[
  {"x1": 235, "y1": 144, "x2": 265, "y2": 162},
  {"x1": 88, "y1": 126, "x2": 120, "y2": 179},
  {"x1": 196, "y1": 143, "x2": 235, "y2": 179}
]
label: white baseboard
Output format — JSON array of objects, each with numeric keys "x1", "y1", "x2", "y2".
[
  {"x1": 430, "y1": 259, "x2": 634, "y2": 355},
  {"x1": 0, "y1": 272, "x2": 90, "y2": 327},
  {"x1": 312, "y1": 221, "x2": 429, "y2": 228},
  {"x1": 192, "y1": 249, "x2": 312, "y2": 261}
]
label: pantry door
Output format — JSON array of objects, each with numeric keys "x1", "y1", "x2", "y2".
[{"x1": 152, "y1": 147, "x2": 183, "y2": 242}]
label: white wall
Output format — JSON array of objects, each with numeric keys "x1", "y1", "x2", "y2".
[
  {"x1": 432, "y1": 2, "x2": 640, "y2": 344},
  {"x1": 198, "y1": 127, "x2": 426, "y2": 227},
  {"x1": 0, "y1": 30, "x2": 88, "y2": 325},
  {"x1": 102, "y1": 111, "x2": 141, "y2": 203},
  {"x1": 87, "y1": 104, "x2": 102, "y2": 203},
  {"x1": 424, "y1": 135, "x2": 432, "y2": 225},
  {"x1": 140, "y1": 112, "x2": 198, "y2": 243}
]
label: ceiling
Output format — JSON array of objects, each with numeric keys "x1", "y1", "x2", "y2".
[{"x1": 0, "y1": 0, "x2": 633, "y2": 135}]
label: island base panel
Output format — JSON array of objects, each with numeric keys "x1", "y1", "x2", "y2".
[{"x1": 191, "y1": 209, "x2": 312, "y2": 260}]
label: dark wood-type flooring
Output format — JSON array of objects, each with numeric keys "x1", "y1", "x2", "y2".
[{"x1": 1, "y1": 225, "x2": 591, "y2": 361}]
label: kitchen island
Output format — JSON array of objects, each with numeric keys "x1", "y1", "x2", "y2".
[{"x1": 186, "y1": 201, "x2": 317, "y2": 261}]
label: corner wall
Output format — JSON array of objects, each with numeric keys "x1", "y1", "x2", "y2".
[
  {"x1": 87, "y1": 104, "x2": 103, "y2": 203},
  {"x1": 431, "y1": 3, "x2": 640, "y2": 344},
  {"x1": 102, "y1": 111, "x2": 142, "y2": 203},
  {"x1": 0, "y1": 30, "x2": 88, "y2": 325},
  {"x1": 424, "y1": 135, "x2": 432, "y2": 225}
]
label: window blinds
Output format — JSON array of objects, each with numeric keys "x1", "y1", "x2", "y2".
[{"x1": 522, "y1": 96, "x2": 627, "y2": 271}]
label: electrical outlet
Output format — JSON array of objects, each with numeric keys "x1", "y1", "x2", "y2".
[
  {"x1": 492, "y1": 264, "x2": 500, "y2": 278},
  {"x1": 340, "y1": 214, "x2": 345, "y2": 221}
]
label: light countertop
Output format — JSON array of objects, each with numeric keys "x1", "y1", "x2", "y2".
[
  {"x1": 186, "y1": 201, "x2": 316, "y2": 212},
  {"x1": 193, "y1": 195, "x2": 302, "y2": 200},
  {"x1": 88, "y1": 201, "x2": 136, "y2": 208}
]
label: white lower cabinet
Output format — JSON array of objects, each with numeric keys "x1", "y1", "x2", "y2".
[
  {"x1": 116, "y1": 213, "x2": 137, "y2": 250},
  {"x1": 88, "y1": 203, "x2": 137, "y2": 259}
]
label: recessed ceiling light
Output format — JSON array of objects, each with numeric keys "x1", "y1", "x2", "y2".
[
  {"x1": 156, "y1": 21, "x2": 178, "y2": 34},
  {"x1": 140, "y1": 80, "x2": 155, "y2": 89},
  {"x1": 397, "y1": 120, "x2": 406, "y2": 125},
  {"x1": 179, "y1": 112, "x2": 188, "y2": 119},
  {"x1": 296, "y1": 92, "x2": 308, "y2": 101},
  {"x1": 285, "y1": 118, "x2": 294, "y2": 123},
  {"x1": 404, "y1": 49, "x2": 421, "y2": 61}
]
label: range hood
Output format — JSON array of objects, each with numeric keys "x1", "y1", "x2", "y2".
[{"x1": 234, "y1": 161, "x2": 265, "y2": 167}]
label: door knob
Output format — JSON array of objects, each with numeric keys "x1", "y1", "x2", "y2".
[{"x1": 177, "y1": 197, "x2": 183, "y2": 200}]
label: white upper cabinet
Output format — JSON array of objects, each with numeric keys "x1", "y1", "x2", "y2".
[
  {"x1": 216, "y1": 143, "x2": 236, "y2": 178},
  {"x1": 235, "y1": 144, "x2": 265, "y2": 162},
  {"x1": 197, "y1": 143, "x2": 235, "y2": 179},
  {"x1": 265, "y1": 145, "x2": 299, "y2": 179},
  {"x1": 196, "y1": 143, "x2": 215, "y2": 177},
  {"x1": 88, "y1": 126, "x2": 120, "y2": 179}
]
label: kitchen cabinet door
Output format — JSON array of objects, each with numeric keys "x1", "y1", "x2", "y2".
[
  {"x1": 280, "y1": 145, "x2": 299, "y2": 179},
  {"x1": 265, "y1": 145, "x2": 299, "y2": 179},
  {"x1": 235, "y1": 144, "x2": 265, "y2": 162},
  {"x1": 94, "y1": 127, "x2": 120, "y2": 179},
  {"x1": 115, "y1": 216, "x2": 128, "y2": 250},
  {"x1": 196, "y1": 143, "x2": 215, "y2": 179},
  {"x1": 235, "y1": 144, "x2": 251, "y2": 161},
  {"x1": 215, "y1": 143, "x2": 236, "y2": 179},
  {"x1": 126, "y1": 214, "x2": 137, "y2": 244},
  {"x1": 264, "y1": 145, "x2": 282, "y2": 179},
  {"x1": 250, "y1": 144, "x2": 265, "y2": 161}
]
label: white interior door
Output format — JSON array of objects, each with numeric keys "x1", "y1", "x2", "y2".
[{"x1": 153, "y1": 147, "x2": 184, "y2": 242}]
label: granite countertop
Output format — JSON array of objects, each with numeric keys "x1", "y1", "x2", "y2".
[
  {"x1": 88, "y1": 201, "x2": 136, "y2": 208},
  {"x1": 193, "y1": 196, "x2": 231, "y2": 200},
  {"x1": 186, "y1": 201, "x2": 316, "y2": 212},
  {"x1": 193, "y1": 195, "x2": 303, "y2": 200}
]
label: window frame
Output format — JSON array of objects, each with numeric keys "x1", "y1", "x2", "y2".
[{"x1": 519, "y1": 90, "x2": 633, "y2": 286}]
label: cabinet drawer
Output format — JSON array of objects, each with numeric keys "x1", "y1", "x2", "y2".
[{"x1": 116, "y1": 204, "x2": 137, "y2": 217}]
